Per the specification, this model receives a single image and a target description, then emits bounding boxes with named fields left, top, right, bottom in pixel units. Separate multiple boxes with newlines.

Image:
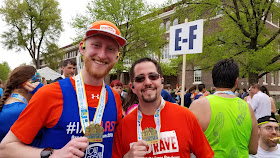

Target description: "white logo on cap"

left=100, top=25, right=116, bottom=34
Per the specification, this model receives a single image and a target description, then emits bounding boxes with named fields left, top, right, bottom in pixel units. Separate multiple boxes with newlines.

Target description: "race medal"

left=75, top=72, right=106, bottom=142
left=85, top=124, right=104, bottom=143
left=142, top=127, right=159, bottom=145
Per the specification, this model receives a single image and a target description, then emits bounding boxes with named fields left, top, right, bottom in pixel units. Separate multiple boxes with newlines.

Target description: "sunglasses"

left=133, top=73, right=160, bottom=83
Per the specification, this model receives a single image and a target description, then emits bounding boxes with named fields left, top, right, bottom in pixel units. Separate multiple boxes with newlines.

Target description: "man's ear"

left=129, top=82, right=135, bottom=92
left=79, top=41, right=85, bottom=55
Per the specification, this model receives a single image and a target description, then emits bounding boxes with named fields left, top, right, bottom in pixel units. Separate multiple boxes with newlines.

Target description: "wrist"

left=40, top=147, right=53, bottom=158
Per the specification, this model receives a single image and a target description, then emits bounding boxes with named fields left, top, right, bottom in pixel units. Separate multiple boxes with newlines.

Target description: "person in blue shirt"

left=0, top=65, right=43, bottom=142
left=194, top=84, right=206, bottom=100
left=0, top=79, right=3, bottom=98
left=161, top=89, right=176, bottom=103
left=184, top=85, right=197, bottom=108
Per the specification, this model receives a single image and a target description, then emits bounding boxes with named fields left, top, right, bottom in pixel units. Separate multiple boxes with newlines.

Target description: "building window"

left=194, top=66, right=202, bottom=84
left=159, top=23, right=164, bottom=30
left=173, top=18, right=178, bottom=25
left=271, top=73, right=275, bottom=85
left=166, top=20, right=171, bottom=31
left=278, top=71, right=280, bottom=86
left=166, top=76, right=171, bottom=84
left=263, top=74, right=267, bottom=85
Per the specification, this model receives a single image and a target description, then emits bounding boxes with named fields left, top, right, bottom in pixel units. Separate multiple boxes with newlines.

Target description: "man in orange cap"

left=0, top=20, right=126, bottom=158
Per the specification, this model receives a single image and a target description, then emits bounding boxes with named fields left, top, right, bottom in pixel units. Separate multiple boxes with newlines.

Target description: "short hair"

left=129, top=58, right=162, bottom=82
left=198, top=84, right=205, bottom=92
left=250, top=83, right=261, bottom=90
left=212, top=59, right=239, bottom=88
left=62, top=59, right=76, bottom=67
left=188, top=85, right=197, bottom=92
left=110, top=79, right=123, bottom=87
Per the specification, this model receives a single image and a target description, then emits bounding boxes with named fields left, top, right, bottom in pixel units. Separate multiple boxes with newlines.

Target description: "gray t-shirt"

left=249, top=144, right=280, bottom=158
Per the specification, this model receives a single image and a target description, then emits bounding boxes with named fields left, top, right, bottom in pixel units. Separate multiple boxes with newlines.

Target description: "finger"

left=68, top=147, right=85, bottom=158
left=133, top=150, right=147, bottom=157
left=136, top=140, right=148, bottom=146
left=71, top=137, right=89, bottom=152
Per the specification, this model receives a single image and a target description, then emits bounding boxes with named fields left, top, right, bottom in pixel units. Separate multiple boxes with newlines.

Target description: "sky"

left=0, top=0, right=167, bottom=70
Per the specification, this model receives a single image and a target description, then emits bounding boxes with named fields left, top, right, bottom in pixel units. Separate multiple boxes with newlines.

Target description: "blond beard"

left=84, top=56, right=115, bottom=78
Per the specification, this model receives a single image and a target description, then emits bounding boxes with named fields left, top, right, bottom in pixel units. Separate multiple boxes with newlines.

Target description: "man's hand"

left=124, top=140, right=148, bottom=158
left=50, top=137, right=89, bottom=158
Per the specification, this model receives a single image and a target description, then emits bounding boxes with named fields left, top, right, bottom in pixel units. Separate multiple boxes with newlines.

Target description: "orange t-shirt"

left=11, top=78, right=122, bottom=144
left=112, top=102, right=214, bottom=158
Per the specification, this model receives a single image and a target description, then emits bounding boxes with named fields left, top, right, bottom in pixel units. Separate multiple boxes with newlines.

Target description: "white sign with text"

left=169, top=19, right=203, bottom=55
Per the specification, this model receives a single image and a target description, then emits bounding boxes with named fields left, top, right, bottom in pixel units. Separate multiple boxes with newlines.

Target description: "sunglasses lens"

left=134, top=75, right=145, bottom=83
left=148, top=73, right=160, bottom=80
left=134, top=73, right=160, bottom=83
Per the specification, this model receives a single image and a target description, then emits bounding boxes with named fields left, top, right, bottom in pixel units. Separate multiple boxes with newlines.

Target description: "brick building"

left=39, top=4, right=280, bottom=100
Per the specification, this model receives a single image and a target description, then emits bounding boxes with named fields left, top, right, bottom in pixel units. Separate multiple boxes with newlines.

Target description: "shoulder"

left=164, top=102, right=195, bottom=117
left=30, top=82, right=62, bottom=103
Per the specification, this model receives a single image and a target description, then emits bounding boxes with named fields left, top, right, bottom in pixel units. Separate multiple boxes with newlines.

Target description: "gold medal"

left=142, top=127, right=159, bottom=144
left=85, top=124, right=104, bottom=142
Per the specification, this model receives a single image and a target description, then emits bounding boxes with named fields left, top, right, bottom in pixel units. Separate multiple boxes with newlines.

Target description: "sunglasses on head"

left=133, top=73, right=160, bottom=83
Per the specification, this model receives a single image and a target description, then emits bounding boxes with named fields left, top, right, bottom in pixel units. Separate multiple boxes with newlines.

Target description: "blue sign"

left=169, top=19, right=203, bottom=55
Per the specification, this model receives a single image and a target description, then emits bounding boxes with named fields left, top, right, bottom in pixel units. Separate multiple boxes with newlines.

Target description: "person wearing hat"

left=250, top=116, right=280, bottom=158
left=0, top=20, right=126, bottom=158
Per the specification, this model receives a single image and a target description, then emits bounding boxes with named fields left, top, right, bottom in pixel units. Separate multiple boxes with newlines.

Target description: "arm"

left=270, top=97, right=276, bottom=114
left=247, top=104, right=258, bottom=155
left=189, top=112, right=214, bottom=158
left=0, top=131, right=89, bottom=158
left=189, top=97, right=211, bottom=132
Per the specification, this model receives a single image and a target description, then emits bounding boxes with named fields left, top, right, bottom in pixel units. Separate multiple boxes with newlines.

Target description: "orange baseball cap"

left=84, top=20, right=127, bottom=47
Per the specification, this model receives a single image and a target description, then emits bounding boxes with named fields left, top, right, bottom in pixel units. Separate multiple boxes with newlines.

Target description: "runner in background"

left=0, top=65, right=43, bottom=142
left=190, top=59, right=258, bottom=157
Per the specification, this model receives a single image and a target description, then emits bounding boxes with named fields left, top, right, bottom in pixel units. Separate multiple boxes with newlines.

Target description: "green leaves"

left=0, top=0, right=63, bottom=68
left=173, top=0, right=280, bottom=84
left=0, top=62, right=11, bottom=82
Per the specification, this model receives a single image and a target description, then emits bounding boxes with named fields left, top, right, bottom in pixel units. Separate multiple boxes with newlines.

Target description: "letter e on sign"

left=169, top=19, right=203, bottom=55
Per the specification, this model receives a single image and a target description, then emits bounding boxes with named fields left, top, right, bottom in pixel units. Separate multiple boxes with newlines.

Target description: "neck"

left=11, top=89, right=32, bottom=102
left=81, top=68, right=104, bottom=86
left=215, top=88, right=234, bottom=92
left=259, top=140, right=278, bottom=152
left=138, top=98, right=162, bottom=115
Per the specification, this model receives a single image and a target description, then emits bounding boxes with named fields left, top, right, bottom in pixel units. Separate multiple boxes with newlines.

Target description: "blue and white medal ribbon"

left=75, top=72, right=106, bottom=134
left=214, top=90, right=235, bottom=96
left=10, top=93, right=28, bottom=104
left=137, top=97, right=165, bottom=141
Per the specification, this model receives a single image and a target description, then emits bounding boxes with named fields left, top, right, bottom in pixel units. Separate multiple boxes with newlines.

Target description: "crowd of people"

left=0, top=20, right=279, bottom=158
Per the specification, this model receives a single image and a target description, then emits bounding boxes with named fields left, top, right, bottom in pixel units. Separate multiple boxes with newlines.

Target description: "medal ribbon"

left=75, top=72, right=106, bottom=134
left=137, top=97, right=165, bottom=141
left=214, top=90, right=235, bottom=96
left=10, top=93, right=28, bottom=104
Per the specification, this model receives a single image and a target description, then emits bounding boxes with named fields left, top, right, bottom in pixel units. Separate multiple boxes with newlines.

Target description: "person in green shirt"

left=190, top=59, right=258, bottom=157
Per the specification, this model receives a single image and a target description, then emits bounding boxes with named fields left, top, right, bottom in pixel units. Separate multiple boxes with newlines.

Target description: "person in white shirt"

left=249, top=83, right=271, bottom=120
left=250, top=116, right=280, bottom=158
